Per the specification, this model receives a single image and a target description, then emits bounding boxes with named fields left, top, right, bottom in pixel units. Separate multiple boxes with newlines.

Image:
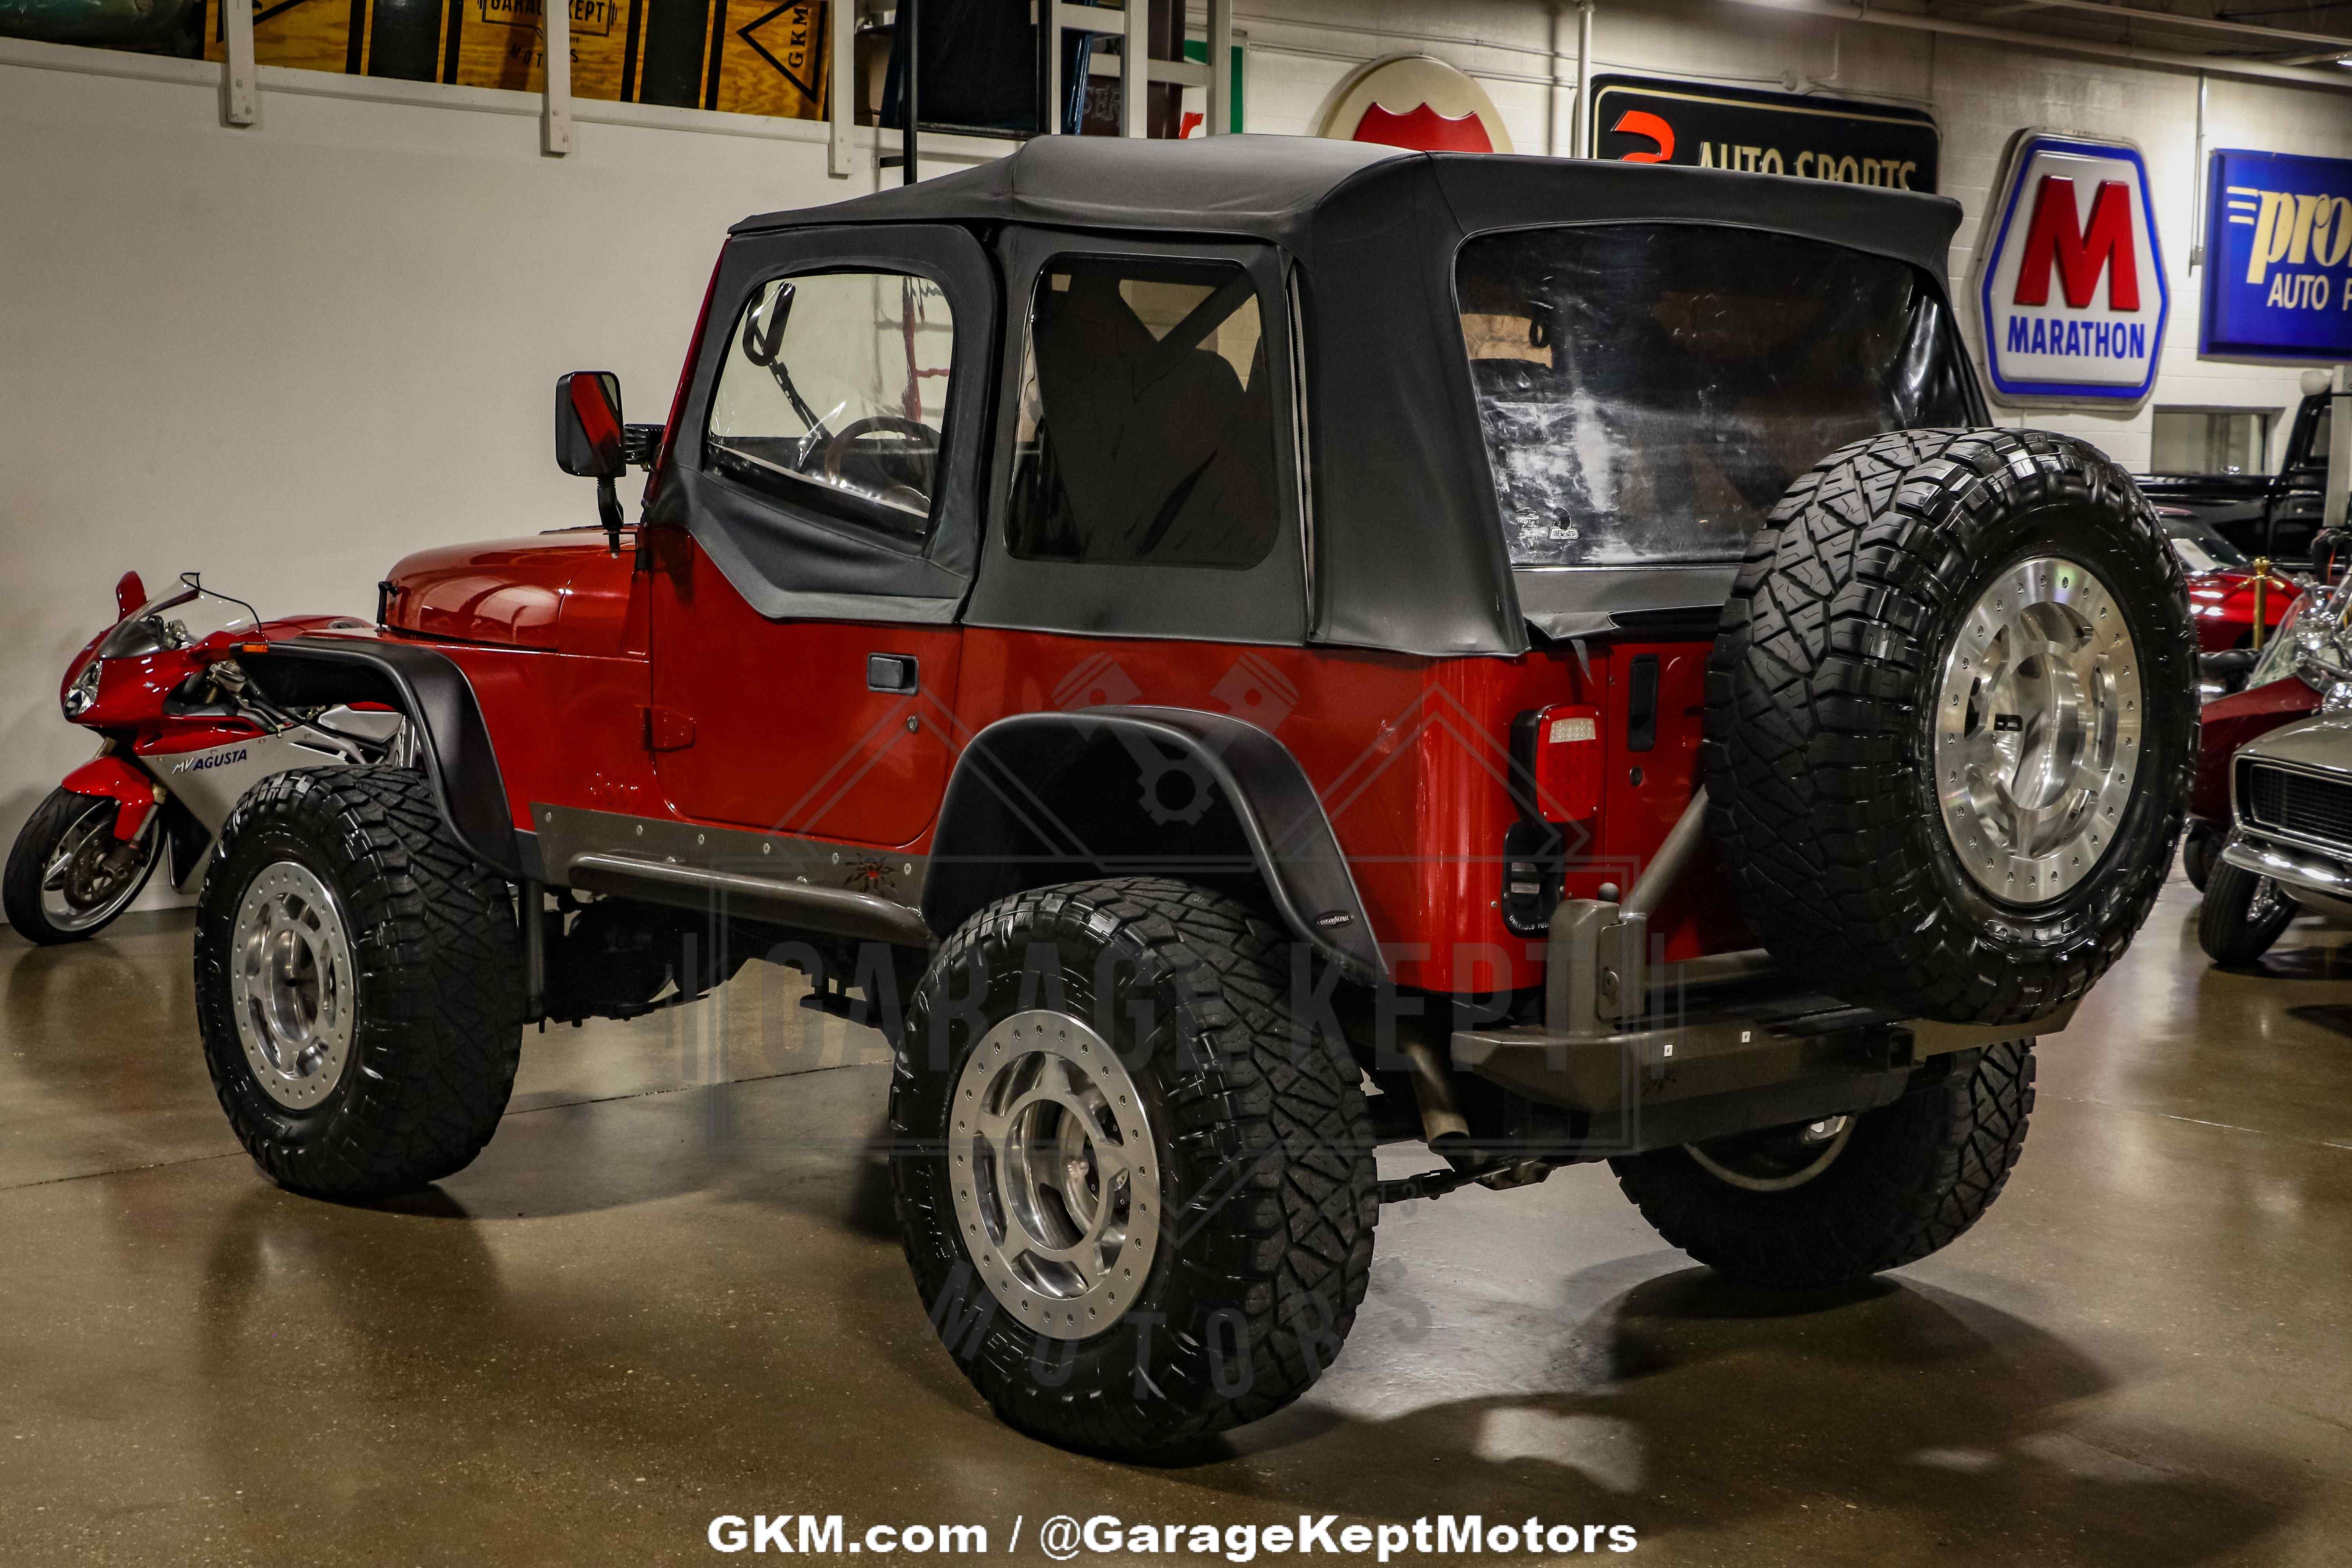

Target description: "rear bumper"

left=1454, top=985, right=2068, bottom=1156
left=1450, top=872, right=2078, bottom=1158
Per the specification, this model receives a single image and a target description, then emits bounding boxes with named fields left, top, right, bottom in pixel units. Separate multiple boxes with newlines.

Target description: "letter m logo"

left=2013, top=175, right=2141, bottom=311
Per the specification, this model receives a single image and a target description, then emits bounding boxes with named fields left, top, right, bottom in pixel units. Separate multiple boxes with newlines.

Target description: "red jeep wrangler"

left=193, top=136, right=2195, bottom=1456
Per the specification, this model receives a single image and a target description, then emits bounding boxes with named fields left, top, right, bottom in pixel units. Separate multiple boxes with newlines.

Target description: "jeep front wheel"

left=1611, top=1042, right=2036, bottom=1291
left=194, top=767, right=524, bottom=1200
left=889, top=878, right=1376, bottom=1455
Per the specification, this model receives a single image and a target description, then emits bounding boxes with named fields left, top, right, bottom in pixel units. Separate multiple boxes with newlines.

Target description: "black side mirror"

left=555, top=372, right=628, bottom=554
left=556, top=371, right=626, bottom=478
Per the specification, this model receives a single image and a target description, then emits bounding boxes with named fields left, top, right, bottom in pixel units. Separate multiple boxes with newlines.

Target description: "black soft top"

left=734, top=136, right=1960, bottom=278
left=719, top=138, right=1968, bottom=657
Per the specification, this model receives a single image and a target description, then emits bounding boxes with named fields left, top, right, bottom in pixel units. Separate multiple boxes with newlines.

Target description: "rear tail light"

left=1523, top=703, right=1603, bottom=822
left=1503, top=703, right=1606, bottom=935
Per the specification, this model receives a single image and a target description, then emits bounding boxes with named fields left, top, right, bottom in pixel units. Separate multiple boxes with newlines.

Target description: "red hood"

left=380, top=530, right=641, bottom=656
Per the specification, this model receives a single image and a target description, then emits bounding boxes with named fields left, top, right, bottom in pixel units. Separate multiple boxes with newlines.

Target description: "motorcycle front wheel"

left=3, top=788, right=164, bottom=944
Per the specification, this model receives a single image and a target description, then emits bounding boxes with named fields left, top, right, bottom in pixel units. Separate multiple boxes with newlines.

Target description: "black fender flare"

left=241, top=638, right=523, bottom=882
left=922, top=705, right=1385, bottom=983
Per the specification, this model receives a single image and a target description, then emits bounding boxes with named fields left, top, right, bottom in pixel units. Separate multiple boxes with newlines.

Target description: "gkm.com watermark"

left=708, top=1512, right=1638, bottom=1561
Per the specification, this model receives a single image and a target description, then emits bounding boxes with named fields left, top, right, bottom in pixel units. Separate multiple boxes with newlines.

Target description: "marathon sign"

left=2200, top=148, right=2352, bottom=363
left=1589, top=75, right=1940, bottom=192
left=1975, top=130, right=2169, bottom=408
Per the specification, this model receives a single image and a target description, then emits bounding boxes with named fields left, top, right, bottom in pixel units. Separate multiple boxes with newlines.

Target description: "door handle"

left=867, top=653, right=919, bottom=694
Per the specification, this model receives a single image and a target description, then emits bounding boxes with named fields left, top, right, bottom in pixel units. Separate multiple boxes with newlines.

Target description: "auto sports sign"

left=2201, top=148, right=2352, bottom=363
left=1975, top=130, right=2169, bottom=408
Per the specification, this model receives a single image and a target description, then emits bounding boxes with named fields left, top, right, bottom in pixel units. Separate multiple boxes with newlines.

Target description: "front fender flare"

left=241, top=638, right=522, bottom=881
left=923, top=706, right=1385, bottom=983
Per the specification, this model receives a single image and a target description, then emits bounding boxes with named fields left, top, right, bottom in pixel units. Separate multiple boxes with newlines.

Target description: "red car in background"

left=2164, top=512, right=2302, bottom=653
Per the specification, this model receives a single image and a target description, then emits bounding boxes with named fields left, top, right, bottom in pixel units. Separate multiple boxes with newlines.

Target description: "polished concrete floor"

left=2, top=872, right=2347, bottom=1566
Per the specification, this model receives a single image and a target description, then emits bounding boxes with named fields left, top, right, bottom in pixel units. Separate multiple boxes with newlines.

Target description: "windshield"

left=96, top=581, right=256, bottom=659
left=1457, top=224, right=1975, bottom=569
left=2165, top=521, right=2249, bottom=573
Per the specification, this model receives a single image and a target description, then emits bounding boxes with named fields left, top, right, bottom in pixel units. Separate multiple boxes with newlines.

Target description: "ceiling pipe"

left=1715, top=0, right=2352, bottom=94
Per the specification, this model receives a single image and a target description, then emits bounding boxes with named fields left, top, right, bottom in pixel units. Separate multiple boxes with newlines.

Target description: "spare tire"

left=1706, top=428, right=2197, bottom=1025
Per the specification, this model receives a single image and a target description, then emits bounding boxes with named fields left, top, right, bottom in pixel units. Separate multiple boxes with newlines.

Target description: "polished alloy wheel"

left=229, top=861, right=356, bottom=1111
left=947, top=1009, right=1158, bottom=1340
left=1934, top=555, right=2141, bottom=906
left=40, top=798, right=160, bottom=934
left=1687, top=1114, right=1853, bottom=1193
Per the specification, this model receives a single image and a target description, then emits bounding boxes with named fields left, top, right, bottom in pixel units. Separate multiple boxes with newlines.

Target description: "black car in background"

left=2136, top=388, right=2337, bottom=566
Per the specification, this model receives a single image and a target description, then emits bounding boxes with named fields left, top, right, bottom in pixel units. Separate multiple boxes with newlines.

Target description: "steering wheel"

left=821, top=416, right=940, bottom=512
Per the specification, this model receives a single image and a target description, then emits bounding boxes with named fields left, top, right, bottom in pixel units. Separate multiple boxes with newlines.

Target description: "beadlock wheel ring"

left=229, top=860, right=356, bottom=1111
left=1934, top=555, right=2142, bottom=907
left=947, top=1010, right=1159, bottom=1341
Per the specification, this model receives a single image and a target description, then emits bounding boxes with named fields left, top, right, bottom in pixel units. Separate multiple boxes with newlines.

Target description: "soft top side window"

left=1006, top=255, right=1282, bottom=569
left=705, top=270, right=956, bottom=535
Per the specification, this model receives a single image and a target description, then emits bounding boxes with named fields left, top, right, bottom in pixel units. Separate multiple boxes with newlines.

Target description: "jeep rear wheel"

left=194, top=768, right=523, bottom=1200
left=1707, top=429, right=2198, bottom=1025
left=1611, top=1042, right=2036, bottom=1291
left=889, top=878, right=1376, bottom=1456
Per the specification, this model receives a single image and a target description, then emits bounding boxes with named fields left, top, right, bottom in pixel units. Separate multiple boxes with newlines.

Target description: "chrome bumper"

left=2221, top=828, right=2352, bottom=919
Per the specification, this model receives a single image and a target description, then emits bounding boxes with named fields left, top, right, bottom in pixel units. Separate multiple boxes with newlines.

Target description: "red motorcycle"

left=2, top=572, right=405, bottom=943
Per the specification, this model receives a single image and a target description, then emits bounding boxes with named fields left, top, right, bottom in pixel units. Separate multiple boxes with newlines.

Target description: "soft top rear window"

left=1457, top=223, right=1974, bottom=570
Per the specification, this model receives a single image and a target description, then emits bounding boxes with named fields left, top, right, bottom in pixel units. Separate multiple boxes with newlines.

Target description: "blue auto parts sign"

left=2201, top=149, right=2352, bottom=363
left=1975, top=129, right=2169, bottom=408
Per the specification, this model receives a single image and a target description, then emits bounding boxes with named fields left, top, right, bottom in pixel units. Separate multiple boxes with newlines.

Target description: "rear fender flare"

left=923, top=706, right=1384, bottom=982
left=240, top=639, right=522, bottom=881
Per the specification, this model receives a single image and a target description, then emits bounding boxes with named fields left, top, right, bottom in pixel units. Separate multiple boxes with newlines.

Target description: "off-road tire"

left=1707, top=428, right=2198, bottom=1025
left=2182, top=826, right=2218, bottom=892
left=4, top=786, right=163, bottom=944
left=1611, top=1042, right=2036, bottom=1291
left=194, top=767, right=523, bottom=1199
left=890, top=878, right=1377, bottom=1456
left=2198, top=860, right=2296, bottom=966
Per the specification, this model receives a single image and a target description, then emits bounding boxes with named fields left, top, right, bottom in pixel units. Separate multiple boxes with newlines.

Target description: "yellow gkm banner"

left=200, top=0, right=828, bottom=119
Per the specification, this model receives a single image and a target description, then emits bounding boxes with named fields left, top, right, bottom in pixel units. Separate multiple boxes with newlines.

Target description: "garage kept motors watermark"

left=2200, top=147, right=2352, bottom=363
left=1973, top=128, right=2170, bottom=409
left=705, top=1511, right=1639, bottom=1559
left=1588, top=74, right=1939, bottom=191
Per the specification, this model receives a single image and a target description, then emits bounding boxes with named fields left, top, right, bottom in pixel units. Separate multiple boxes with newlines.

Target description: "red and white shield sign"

left=1313, top=54, right=1514, bottom=155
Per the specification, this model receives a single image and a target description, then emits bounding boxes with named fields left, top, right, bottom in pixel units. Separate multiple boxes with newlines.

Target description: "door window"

left=1005, top=255, right=1282, bottom=568
left=705, top=270, right=956, bottom=531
